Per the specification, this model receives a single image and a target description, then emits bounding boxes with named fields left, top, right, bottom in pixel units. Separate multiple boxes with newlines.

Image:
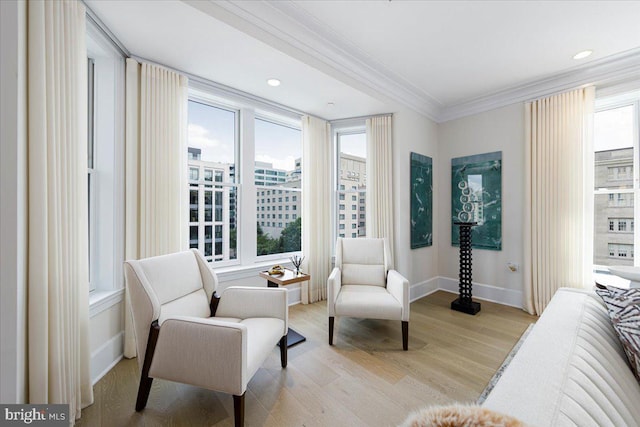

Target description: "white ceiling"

left=86, top=0, right=640, bottom=122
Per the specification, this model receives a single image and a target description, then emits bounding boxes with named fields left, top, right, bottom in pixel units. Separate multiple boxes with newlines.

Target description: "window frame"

left=334, top=128, right=367, bottom=245
left=594, top=94, right=640, bottom=271
left=187, top=95, right=241, bottom=268
left=86, top=18, right=126, bottom=313
left=253, top=115, right=302, bottom=261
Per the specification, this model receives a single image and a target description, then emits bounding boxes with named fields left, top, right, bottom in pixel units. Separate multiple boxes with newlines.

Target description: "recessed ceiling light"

left=573, top=50, right=593, bottom=60
left=267, top=78, right=281, bottom=87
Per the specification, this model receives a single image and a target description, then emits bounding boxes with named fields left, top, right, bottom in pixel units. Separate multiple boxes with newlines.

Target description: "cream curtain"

left=366, top=115, right=395, bottom=267
left=27, top=0, right=93, bottom=419
left=123, top=58, right=189, bottom=358
left=301, top=116, right=332, bottom=303
left=524, top=87, right=595, bottom=315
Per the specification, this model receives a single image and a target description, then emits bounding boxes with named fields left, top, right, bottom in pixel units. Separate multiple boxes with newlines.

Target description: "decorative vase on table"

left=290, top=255, right=304, bottom=275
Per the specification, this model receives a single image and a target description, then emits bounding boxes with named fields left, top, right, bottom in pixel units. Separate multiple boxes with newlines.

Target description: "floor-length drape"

left=366, top=115, right=395, bottom=267
left=524, top=87, right=595, bottom=315
left=123, top=58, right=188, bottom=358
left=27, top=0, right=93, bottom=419
left=301, top=116, right=332, bottom=303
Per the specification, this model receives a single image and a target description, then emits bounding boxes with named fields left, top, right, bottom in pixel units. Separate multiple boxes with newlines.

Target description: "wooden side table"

left=259, top=268, right=310, bottom=347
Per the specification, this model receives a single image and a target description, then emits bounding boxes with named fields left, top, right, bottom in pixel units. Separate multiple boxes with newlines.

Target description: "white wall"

left=90, top=303, right=124, bottom=384
left=392, top=107, right=440, bottom=299
left=437, top=103, right=526, bottom=307
left=0, top=0, right=27, bottom=404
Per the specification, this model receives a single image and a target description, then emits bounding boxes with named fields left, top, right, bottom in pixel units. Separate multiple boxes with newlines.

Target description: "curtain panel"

left=366, top=115, right=396, bottom=267
left=524, top=87, right=595, bottom=315
left=301, top=115, right=332, bottom=303
left=27, top=0, right=93, bottom=419
left=123, top=58, right=188, bottom=357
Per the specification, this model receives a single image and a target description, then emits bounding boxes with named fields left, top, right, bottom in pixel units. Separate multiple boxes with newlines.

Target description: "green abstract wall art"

left=410, top=152, right=432, bottom=249
left=451, top=151, right=502, bottom=250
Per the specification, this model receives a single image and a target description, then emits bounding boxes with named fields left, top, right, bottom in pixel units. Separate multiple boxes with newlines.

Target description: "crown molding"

left=439, top=48, right=640, bottom=122
left=184, top=0, right=443, bottom=121
left=185, top=1, right=640, bottom=124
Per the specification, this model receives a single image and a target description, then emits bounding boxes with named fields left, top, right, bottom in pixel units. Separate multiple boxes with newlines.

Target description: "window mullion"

left=239, top=108, right=257, bottom=264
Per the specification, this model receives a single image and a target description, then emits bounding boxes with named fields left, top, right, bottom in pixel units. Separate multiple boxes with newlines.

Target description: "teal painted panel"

left=451, top=151, right=502, bottom=250
left=410, top=152, right=433, bottom=249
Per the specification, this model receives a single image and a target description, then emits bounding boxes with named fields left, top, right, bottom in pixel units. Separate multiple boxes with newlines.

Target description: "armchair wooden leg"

left=280, top=335, right=287, bottom=368
left=233, top=393, right=245, bottom=427
left=136, top=320, right=160, bottom=411
left=329, top=316, right=335, bottom=345
left=135, top=376, right=153, bottom=411
left=402, top=321, right=409, bottom=351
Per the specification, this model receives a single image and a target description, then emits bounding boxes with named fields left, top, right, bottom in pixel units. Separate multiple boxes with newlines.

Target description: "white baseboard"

left=410, top=277, right=439, bottom=302
left=437, top=277, right=524, bottom=309
left=91, top=331, right=124, bottom=385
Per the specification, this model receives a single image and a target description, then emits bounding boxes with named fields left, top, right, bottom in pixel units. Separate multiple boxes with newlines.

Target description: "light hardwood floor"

left=77, top=291, right=536, bottom=427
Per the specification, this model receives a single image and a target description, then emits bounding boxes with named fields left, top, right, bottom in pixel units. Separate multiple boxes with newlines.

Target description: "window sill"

left=89, top=288, right=125, bottom=318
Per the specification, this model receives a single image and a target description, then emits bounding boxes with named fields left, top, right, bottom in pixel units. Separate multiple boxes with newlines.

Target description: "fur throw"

left=400, top=404, right=525, bottom=427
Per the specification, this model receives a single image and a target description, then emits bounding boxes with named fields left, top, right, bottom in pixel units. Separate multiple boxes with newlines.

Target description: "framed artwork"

left=410, top=152, right=433, bottom=249
left=451, top=151, right=502, bottom=250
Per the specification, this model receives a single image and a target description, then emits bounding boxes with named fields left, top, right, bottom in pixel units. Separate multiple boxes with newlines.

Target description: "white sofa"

left=482, top=288, right=640, bottom=426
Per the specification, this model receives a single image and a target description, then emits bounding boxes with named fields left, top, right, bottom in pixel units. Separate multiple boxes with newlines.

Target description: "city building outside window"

left=336, top=131, right=367, bottom=240
left=593, top=98, right=639, bottom=272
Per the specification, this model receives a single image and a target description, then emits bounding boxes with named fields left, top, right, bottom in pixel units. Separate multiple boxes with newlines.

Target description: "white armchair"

left=124, top=249, right=288, bottom=427
left=328, top=238, right=410, bottom=350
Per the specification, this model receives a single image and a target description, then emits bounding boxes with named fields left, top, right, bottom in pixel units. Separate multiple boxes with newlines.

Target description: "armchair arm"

left=216, top=286, right=288, bottom=332
left=150, top=316, right=248, bottom=396
left=387, top=270, right=410, bottom=322
left=327, top=267, right=341, bottom=317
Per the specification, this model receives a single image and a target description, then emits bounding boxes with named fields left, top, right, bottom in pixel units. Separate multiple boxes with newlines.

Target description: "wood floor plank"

left=76, top=291, right=536, bottom=426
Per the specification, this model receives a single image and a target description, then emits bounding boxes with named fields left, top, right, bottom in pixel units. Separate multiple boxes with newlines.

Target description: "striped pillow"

left=595, top=285, right=640, bottom=383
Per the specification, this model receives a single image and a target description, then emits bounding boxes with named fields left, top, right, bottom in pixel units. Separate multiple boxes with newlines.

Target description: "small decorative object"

left=410, top=152, right=433, bottom=249
left=400, top=404, right=525, bottom=427
left=268, top=265, right=284, bottom=275
left=451, top=221, right=481, bottom=315
left=457, top=180, right=475, bottom=222
left=289, top=255, right=304, bottom=275
left=451, top=151, right=502, bottom=250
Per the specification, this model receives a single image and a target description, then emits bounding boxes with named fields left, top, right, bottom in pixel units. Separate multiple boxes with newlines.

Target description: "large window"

left=336, top=131, right=367, bottom=239
left=87, top=57, right=96, bottom=291
left=254, top=118, right=301, bottom=256
left=86, top=22, right=125, bottom=296
left=593, top=98, right=639, bottom=271
left=187, top=95, right=303, bottom=265
left=187, top=100, right=238, bottom=263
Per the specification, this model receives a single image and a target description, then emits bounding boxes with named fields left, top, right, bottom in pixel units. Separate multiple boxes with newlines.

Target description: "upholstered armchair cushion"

left=336, top=237, right=390, bottom=287
left=335, top=285, right=403, bottom=320
left=328, top=238, right=410, bottom=350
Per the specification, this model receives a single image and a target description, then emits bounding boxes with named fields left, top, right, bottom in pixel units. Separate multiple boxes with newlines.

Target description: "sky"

left=255, top=118, right=300, bottom=171
left=340, top=133, right=366, bottom=158
left=188, top=100, right=301, bottom=171
left=594, top=105, right=634, bottom=152
left=190, top=99, right=631, bottom=170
